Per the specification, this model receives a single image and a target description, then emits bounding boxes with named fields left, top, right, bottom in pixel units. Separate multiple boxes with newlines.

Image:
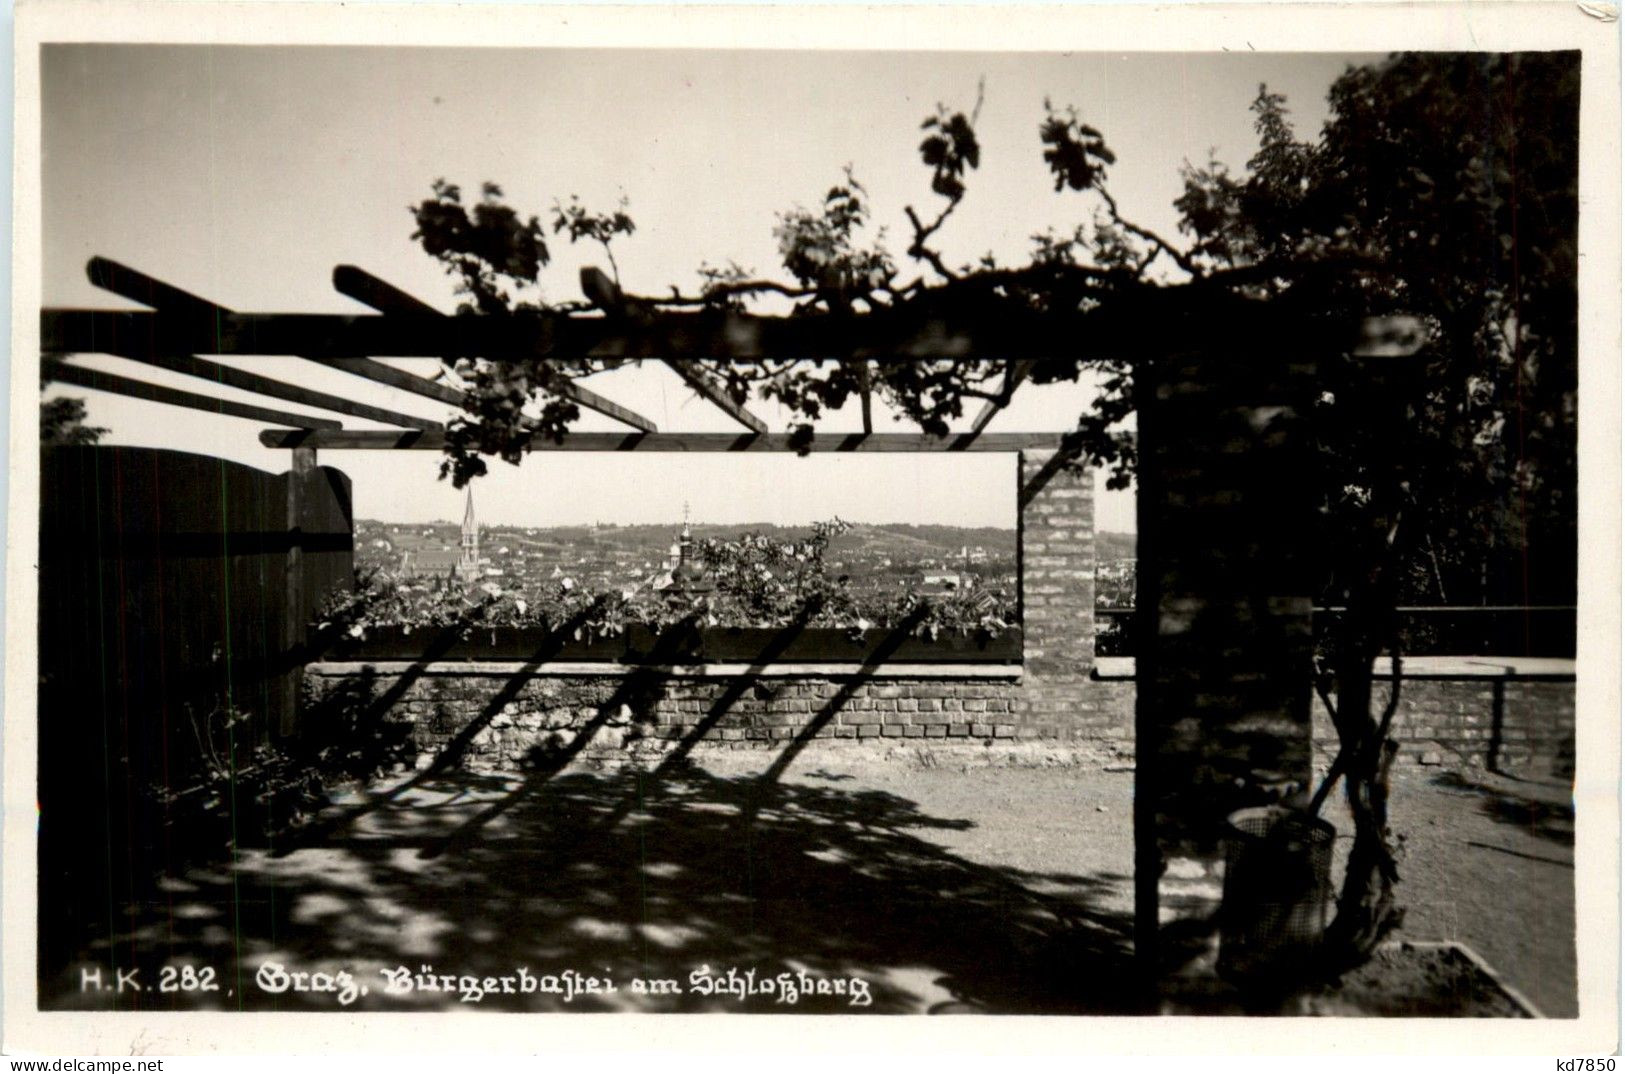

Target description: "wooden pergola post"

left=281, top=444, right=317, bottom=737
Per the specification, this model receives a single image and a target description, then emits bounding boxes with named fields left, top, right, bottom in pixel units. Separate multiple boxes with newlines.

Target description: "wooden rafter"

left=968, top=359, right=1038, bottom=436
left=662, top=358, right=769, bottom=434
left=258, top=429, right=1057, bottom=452
left=48, top=361, right=341, bottom=430
left=84, top=258, right=441, bottom=430
left=577, top=267, right=766, bottom=434
left=118, top=352, right=443, bottom=432
left=87, top=255, right=222, bottom=319
left=333, top=264, right=659, bottom=434
left=301, top=355, right=464, bottom=406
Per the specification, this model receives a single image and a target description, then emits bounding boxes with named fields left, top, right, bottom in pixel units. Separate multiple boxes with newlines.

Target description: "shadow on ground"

left=44, top=762, right=1140, bottom=1014
left=1431, top=770, right=1574, bottom=846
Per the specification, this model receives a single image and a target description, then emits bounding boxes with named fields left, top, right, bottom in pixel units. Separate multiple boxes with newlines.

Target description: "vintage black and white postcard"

left=5, top=0, right=1620, bottom=1058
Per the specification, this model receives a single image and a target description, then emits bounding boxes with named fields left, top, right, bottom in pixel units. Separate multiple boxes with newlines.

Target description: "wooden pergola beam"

left=257, top=429, right=1057, bottom=452
left=43, top=302, right=1423, bottom=367
left=56, top=257, right=1427, bottom=368
left=40, top=305, right=1123, bottom=364
left=576, top=266, right=766, bottom=434
left=300, top=355, right=465, bottom=406
left=663, top=358, right=769, bottom=434
left=86, top=257, right=466, bottom=421
left=86, top=255, right=224, bottom=319
left=332, top=264, right=659, bottom=434
left=48, top=361, right=341, bottom=430
left=119, top=352, right=443, bottom=432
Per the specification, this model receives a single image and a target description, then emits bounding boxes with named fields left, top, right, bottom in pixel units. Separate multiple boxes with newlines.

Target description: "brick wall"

left=1311, top=675, right=1576, bottom=779
left=1138, top=349, right=1322, bottom=861
left=1127, top=324, right=1578, bottom=977
left=1134, top=338, right=1331, bottom=974
left=301, top=669, right=1140, bottom=768
left=298, top=427, right=1575, bottom=782
left=303, top=448, right=1137, bottom=766
left=302, top=659, right=1572, bottom=776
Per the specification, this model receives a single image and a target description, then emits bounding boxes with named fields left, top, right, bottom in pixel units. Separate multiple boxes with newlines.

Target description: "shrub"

left=317, top=519, right=1016, bottom=641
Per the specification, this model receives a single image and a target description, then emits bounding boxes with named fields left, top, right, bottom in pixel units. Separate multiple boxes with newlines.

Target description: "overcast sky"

left=41, top=46, right=1371, bottom=530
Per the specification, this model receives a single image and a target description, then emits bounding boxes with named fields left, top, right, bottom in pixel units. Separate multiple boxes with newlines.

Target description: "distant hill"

left=833, top=523, right=1015, bottom=560
left=354, top=517, right=1126, bottom=602
left=1097, top=531, right=1136, bottom=561
left=357, top=520, right=1123, bottom=557
left=359, top=519, right=1017, bottom=561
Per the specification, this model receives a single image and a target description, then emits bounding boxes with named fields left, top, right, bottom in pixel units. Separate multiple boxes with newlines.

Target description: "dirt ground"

left=45, top=746, right=1575, bottom=1017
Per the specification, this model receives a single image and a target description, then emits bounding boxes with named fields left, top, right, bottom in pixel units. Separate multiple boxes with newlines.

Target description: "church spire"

left=457, top=486, right=479, bottom=581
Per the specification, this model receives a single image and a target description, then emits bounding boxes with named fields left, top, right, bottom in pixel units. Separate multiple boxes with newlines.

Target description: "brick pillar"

left=1016, top=449, right=1095, bottom=736
left=1135, top=346, right=1321, bottom=978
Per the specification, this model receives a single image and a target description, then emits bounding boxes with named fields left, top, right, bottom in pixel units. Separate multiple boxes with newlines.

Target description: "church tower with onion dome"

left=664, top=502, right=714, bottom=604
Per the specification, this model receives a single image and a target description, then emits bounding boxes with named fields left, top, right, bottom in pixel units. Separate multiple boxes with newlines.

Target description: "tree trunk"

left=1318, top=558, right=1405, bottom=973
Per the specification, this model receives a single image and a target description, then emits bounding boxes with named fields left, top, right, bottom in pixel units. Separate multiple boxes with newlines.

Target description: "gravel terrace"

left=46, top=747, right=1575, bottom=1016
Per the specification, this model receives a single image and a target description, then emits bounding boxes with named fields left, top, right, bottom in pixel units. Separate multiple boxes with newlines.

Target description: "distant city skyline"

left=346, top=452, right=1023, bottom=530
left=363, top=513, right=1023, bottom=532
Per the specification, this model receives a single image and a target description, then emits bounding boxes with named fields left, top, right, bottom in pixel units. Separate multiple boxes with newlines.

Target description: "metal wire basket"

left=1216, top=805, right=1336, bottom=985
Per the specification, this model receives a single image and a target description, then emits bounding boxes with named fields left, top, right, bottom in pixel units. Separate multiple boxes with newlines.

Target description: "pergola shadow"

left=43, top=763, right=1140, bottom=1014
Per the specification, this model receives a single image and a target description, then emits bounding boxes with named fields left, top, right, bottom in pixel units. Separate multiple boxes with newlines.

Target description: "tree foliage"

left=404, top=52, right=1579, bottom=978
left=41, top=396, right=106, bottom=447
left=404, top=59, right=1576, bottom=592
left=1178, top=55, right=1577, bottom=610
left=1169, top=53, right=1578, bottom=965
left=41, top=358, right=108, bottom=447
left=410, top=181, right=630, bottom=485
left=410, top=180, right=550, bottom=315
left=552, top=194, right=635, bottom=285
